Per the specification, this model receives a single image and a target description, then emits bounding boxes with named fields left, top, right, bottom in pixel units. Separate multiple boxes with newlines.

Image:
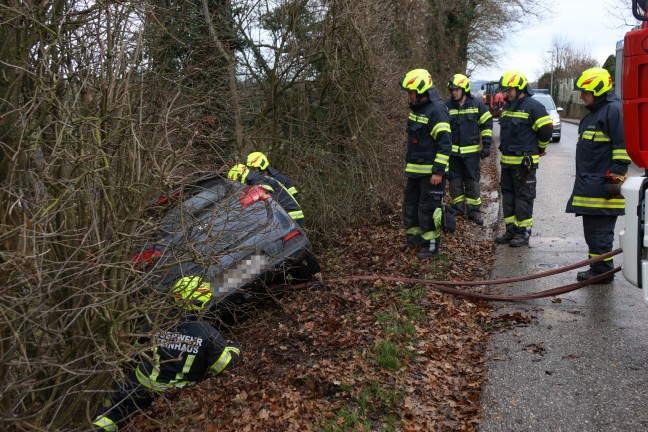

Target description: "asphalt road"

left=478, top=119, right=648, bottom=432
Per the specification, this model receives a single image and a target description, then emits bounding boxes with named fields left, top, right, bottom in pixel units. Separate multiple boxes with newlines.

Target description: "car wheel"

left=552, top=135, right=561, bottom=143
left=289, top=250, right=321, bottom=283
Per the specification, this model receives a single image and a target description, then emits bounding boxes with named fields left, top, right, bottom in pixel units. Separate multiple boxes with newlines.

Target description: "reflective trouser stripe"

left=406, top=227, right=423, bottom=235
left=93, top=416, right=118, bottom=432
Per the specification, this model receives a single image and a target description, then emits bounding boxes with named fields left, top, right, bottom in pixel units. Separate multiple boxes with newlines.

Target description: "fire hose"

left=274, top=248, right=623, bottom=302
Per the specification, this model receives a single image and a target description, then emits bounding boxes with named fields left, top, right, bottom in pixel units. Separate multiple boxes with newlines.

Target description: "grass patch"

left=375, top=339, right=413, bottom=371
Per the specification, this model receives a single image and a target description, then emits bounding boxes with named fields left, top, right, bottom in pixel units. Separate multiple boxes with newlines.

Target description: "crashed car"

left=132, top=172, right=320, bottom=314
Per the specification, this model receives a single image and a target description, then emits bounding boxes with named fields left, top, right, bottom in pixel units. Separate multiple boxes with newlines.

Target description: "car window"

left=534, top=95, right=556, bottom=111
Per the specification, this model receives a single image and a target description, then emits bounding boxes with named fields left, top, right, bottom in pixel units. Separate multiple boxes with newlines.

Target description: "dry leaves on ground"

left=128, top=158, right=504, bottom=431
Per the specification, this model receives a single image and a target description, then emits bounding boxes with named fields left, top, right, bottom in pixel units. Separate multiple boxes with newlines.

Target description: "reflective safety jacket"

left=445, top=96, right=493, bottom=157
left=405, top=96, right=452, bottom=178
left=566, top=91, right=631, bottom=216
left=499, top=95, right=553, bottom=167
left=267, top=166, right=301, bottom=205
left=135, top=319, right=240, bottom=391
left=247, top=171, right=304, bottom=223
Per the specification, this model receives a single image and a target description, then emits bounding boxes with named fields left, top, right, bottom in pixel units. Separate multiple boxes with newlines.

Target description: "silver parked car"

left=533, top=91, right=563, bottom=142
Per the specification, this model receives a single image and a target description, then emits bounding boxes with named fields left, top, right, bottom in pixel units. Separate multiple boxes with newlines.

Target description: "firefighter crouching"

left=496, top=70, right=553, bottom=247
left=228, top=163, right=305, bottom=227
left=400, top=69, right=452, bottom=259
left=92, top=277, right=241, bottom=431
left=246, top=151, right=301, bottom=205
left=445, top=73, right=493, bottom=225
left=565, top=68, right=631, bottom=283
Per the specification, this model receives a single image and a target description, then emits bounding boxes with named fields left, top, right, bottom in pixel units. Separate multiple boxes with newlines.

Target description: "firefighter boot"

left=416, top=239, right=440, bottom=259
left=495, top=225, right=515, bottom=244
left=399, top=234, right=421, bottom=251
left=576, top=269, right=615, bottom=284
left=509, top=229, right=530, bottom=248
left=468, top=211, right=484, bottom=225
left=451, top=203, right=466, bottom=217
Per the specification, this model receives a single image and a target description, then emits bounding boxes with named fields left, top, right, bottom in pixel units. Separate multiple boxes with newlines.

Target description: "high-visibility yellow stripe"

left=210, top=346, right=240, bottom=375
left=533, top=115, right=552, bottom=130
left=409, top=113, right=429, bottom=124
left=580, top=131, right=611, bottom=142
left=431, top=122, right=451, bottom=139
left=421, top=230, right=440, bottom=240
left=589, top=252, right=613, bottom=262
left=502, top=111, right=529, bottom=119
left=466, top=197, right=482, bottom=206
left=480, top=111, right=493, bottom=124
left=451, top=195, right=466, bottom=205
left=93, top=416, right=118, bottom=432
left=406, top=227, right=423, bottom=235
left=517, top=218, right=533, bottom=228
left=482, top=129, right=493, bottom=137
left=500, top=154, right=540, bottom=165
left=406, top=163, right=433, bottom=174
left=452, top=145, right=480, bottom=154
left=613, top=149, right=631, bottom=161
left=288, top=210, right=304, bottom=220
left=571, top=196, right=625, bottom=209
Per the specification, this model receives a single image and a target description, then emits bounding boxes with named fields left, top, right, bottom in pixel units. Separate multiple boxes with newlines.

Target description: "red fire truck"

left=618, top=0, right=648, bottom=299
left=481, top=81, right=506, bottom=117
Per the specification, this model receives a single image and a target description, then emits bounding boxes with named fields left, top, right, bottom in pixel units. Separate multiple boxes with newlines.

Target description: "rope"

left=272, top=248, right=624, bottom=302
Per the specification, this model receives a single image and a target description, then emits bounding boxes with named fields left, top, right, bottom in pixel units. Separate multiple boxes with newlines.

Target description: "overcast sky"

left=472, top=0, right=636, bottom=82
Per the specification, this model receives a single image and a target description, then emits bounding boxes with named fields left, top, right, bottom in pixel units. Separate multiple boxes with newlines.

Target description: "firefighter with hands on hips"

left=566, top=68, right=631, bottom=283
left=400, top=69, right=452, bottom=259
left=92, top=277, right=241, bottom=431
left=445, top=74, right=493, bottom=225
left=496, top=70, right=553, bottom=247
left=228, top=163, right=305, bottom=227
left=246, top=151, right=301, bottom=205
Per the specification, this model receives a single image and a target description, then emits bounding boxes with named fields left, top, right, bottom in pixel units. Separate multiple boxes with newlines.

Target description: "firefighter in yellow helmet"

left=445, top=73, right=493, bottom=225
left=496, top=70, right=553, bottom=247
left=92, top=277, right=241, bottom=431
left=400, top=69, right=452, bottom=259
left=228, top=163, right=305, bottom=227
left=565, top=67, right=630, bottom=283
left=246, top=151, right=301, bottom=205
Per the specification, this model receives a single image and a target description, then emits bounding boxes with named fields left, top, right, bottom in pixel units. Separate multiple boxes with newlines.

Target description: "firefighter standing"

left=445, top=74, right=493, bottom=225
left=228, top=163, right=305, bottom=227
left=92, top=277, right=241, bottom=431
left=400, top=69, right=452, bottom=259
left=566, top=68, right=631, bottom=283
left=496, top=70, right=553, bottom=247
left=246, top=151, right=301, bottom=205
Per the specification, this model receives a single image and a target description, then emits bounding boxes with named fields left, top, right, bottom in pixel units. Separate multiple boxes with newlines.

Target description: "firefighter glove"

left=603, top=172, right=624, bottom=200
left=480, top=147, right=491, bottom=159
left=603, top=182, right=622, bottom=199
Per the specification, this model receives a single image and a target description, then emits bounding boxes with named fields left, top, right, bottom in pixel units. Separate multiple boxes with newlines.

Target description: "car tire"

left=290, top=250, right=321, bottom=282
left=552, top=135, right=561, bottom=143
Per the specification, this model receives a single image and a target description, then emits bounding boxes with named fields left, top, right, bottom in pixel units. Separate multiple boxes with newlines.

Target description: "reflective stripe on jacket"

left=566, top=91, right=630, bottom=216
left=445, top=96, right=493, bottom=157
left=247, top=171, right=304, bottom=222
left=405, top=98, right=452, bottom=178
left=499, top=95, right=553, bottom=166
left=135, top=320, right=239, bottom=391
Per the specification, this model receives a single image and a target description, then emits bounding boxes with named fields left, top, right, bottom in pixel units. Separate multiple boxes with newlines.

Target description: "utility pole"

left=547, top=50, right=554, bottom=98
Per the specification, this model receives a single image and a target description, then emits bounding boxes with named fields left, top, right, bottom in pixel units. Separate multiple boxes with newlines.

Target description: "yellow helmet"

left=246, top=152, right=269, bottom=170
left=499, top=70, right=529, bottom=92
left=401, top=69, right=435, bottom=94
left=172, top=276, right=213, bottom=310
left=227, top=164, right=250, bottom=183
left=447, top=74, right=470, bottom=93
left=575, top=67, right=612, bottom=96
